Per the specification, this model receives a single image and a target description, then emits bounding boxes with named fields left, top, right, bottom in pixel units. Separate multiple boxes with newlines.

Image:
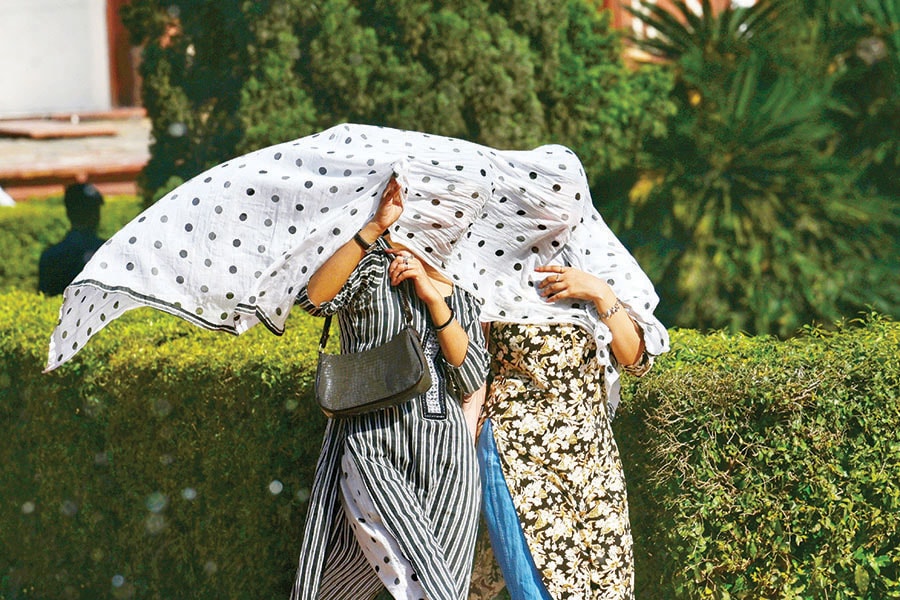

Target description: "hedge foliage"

left=619, top=314, right=900, bottom=599
left=1, top=288, right=897, bottom=599
left=1, top=290, right=325, bottom=599
left=0, top=196, right=144, bottom=294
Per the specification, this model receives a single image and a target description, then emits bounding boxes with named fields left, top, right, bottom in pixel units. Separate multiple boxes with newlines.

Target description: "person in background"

left=38, top=183, right=105, bottom=296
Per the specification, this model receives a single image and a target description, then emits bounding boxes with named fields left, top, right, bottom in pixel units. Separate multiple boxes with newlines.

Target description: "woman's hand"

left=536, top=264, right=645, bottom=367
left=371, top=176, right=404, bottom=233
left=307, top=176, right=403, bottom=306
left=387, top=248, right=468, bottom=367
left=535, top=265, right=616, bottom=311
left=386, top=249, right=442, bottom=304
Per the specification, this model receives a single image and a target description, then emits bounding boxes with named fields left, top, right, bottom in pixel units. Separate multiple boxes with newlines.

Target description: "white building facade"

left=0, top=0, right=135, bottom=118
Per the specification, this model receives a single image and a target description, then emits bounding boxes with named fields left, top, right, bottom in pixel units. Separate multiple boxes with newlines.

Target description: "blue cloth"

left=477, top=419, right=552, bottom=600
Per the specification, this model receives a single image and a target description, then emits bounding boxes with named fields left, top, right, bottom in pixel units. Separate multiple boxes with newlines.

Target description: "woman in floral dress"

left=469, top=206, right=669, bottom=600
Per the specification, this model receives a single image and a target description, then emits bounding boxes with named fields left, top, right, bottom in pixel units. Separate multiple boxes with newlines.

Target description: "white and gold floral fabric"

left=472, top=322, right=635, bottom=600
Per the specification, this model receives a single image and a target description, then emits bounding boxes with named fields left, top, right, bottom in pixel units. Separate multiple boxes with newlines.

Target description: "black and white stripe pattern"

left=291, top=242, right=487, bottom=600
left=339, top=452, right=429, bottom=598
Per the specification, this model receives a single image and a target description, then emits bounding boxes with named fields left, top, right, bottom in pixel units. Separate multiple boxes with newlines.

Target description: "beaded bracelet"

left=598, top=299, right=622, bottom=321
left=434, top=309, right=455, bottom=332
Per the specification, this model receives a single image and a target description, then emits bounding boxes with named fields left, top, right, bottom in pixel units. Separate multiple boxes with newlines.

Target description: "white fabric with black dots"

left=45, top=122, right=667, bottom=405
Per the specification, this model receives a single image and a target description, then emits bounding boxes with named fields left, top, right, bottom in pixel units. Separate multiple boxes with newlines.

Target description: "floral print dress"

left=470, top=322, right=640, bottom=600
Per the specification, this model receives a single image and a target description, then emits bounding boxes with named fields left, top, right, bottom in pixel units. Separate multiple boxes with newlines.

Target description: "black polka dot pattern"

left=338, top=453, right=430, bottom=597
left=46, top=124, right=668, bottom=398
left=447, top=144, right=670, bottom=416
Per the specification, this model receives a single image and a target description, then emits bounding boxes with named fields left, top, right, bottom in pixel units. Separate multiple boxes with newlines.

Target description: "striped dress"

left=291, top=240, right=489, bottom=600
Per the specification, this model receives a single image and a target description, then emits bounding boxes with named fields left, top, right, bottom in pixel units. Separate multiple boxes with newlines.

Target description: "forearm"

left=307, top=222, right=383, bottom=306
left=443, top=312, right=490, bottom=398
left=592, top=289, right=645, bottom=367
left=601, top=302, right=645, bottom=367
left=424, top=297, right=469, bottom=366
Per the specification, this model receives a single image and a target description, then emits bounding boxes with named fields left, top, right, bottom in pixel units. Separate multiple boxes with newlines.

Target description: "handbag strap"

left=318, top=248, right=416, bottom=352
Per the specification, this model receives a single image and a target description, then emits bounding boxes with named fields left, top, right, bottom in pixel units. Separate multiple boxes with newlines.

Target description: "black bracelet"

left=353, top=230, right=376, bottom=252
left=433, top=309, right=455, bottom=332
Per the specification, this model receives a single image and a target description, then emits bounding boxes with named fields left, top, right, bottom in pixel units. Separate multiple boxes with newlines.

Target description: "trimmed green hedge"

left=619, top=315, right=900, bottom=600
left=1, top=290, right=898, bottom=599
left=0, top=196, right=143, bottom=293
left=1, top=290, right=324, bottom=599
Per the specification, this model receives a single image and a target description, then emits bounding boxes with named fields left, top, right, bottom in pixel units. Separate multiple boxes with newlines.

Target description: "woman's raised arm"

left=306, top=178, right=403, bottom=306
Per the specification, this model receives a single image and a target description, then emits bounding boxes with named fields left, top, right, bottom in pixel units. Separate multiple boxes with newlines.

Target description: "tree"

left=121, top=0, right=673, bottom=204
left=622, top=0, right=899, bottom=336
left=806, top=0, right=900, bottom=198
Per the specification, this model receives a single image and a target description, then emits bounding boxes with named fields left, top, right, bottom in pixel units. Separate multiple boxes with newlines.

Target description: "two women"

left=284, top=133, right=667, bottom=598
left=42, top=120, right=666, bottom=599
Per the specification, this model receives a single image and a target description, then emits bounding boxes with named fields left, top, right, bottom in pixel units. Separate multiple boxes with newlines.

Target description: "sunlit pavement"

left=0, top=110, right=150, bottom=201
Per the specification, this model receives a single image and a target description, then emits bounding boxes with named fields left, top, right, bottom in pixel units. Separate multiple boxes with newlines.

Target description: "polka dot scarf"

left=469, top=172, right=671, bottom=414
left=45, top=124, right=586, bottom=371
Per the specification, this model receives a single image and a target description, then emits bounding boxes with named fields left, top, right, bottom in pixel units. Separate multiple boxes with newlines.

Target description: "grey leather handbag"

left=315, top=284, right=433, bottom=418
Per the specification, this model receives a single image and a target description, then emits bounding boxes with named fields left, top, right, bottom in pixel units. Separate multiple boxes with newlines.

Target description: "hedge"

left=619, top=315, right=900, bottom=599
left=1, top=290, right=324, bottom=599
left=0, top=196, right=143, bottom=294
left=1, top=290, right=898, bottom=599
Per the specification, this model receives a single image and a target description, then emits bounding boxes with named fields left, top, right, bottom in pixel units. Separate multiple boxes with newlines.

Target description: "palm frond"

left=628, top=0, right=801, bottom=61
left=627, top=0, right=697, bottom=58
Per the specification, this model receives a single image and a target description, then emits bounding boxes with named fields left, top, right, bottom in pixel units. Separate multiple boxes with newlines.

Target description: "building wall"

left=0, top=0, right=745, bottom=119
left=0, top=0, right=112, bottom=118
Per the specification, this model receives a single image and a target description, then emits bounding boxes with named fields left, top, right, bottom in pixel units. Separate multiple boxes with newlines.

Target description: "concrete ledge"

left=0, top=107, right=147, bottom=123
left=0, top=120, right=117, bottom=139
left=0, top=161, right=145, bottom=200
left=0, top=111, right=150, bottom=201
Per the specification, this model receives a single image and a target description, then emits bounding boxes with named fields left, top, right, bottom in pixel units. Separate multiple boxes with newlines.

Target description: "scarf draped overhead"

left=46, top=123, right=667, bottom=405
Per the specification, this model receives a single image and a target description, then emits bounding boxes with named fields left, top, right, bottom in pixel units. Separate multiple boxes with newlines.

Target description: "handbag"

left=314, top=283, right=433, bottom=418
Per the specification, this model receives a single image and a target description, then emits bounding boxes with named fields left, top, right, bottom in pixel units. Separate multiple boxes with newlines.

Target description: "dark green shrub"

left=617, top=315, right=900, bottom=599
left=3, top=290, right=897, bottom=598
left=1, top=290, right=324, bottom=599
left=622, top=0, right=900, bottom=336
left=0, top=196, right=143, bottom=293
left=805, top=0, right=900, bottom=199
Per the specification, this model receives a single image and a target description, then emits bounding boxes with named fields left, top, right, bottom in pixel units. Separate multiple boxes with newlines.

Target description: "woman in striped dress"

left=291, top=177, right=489, bottom=600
